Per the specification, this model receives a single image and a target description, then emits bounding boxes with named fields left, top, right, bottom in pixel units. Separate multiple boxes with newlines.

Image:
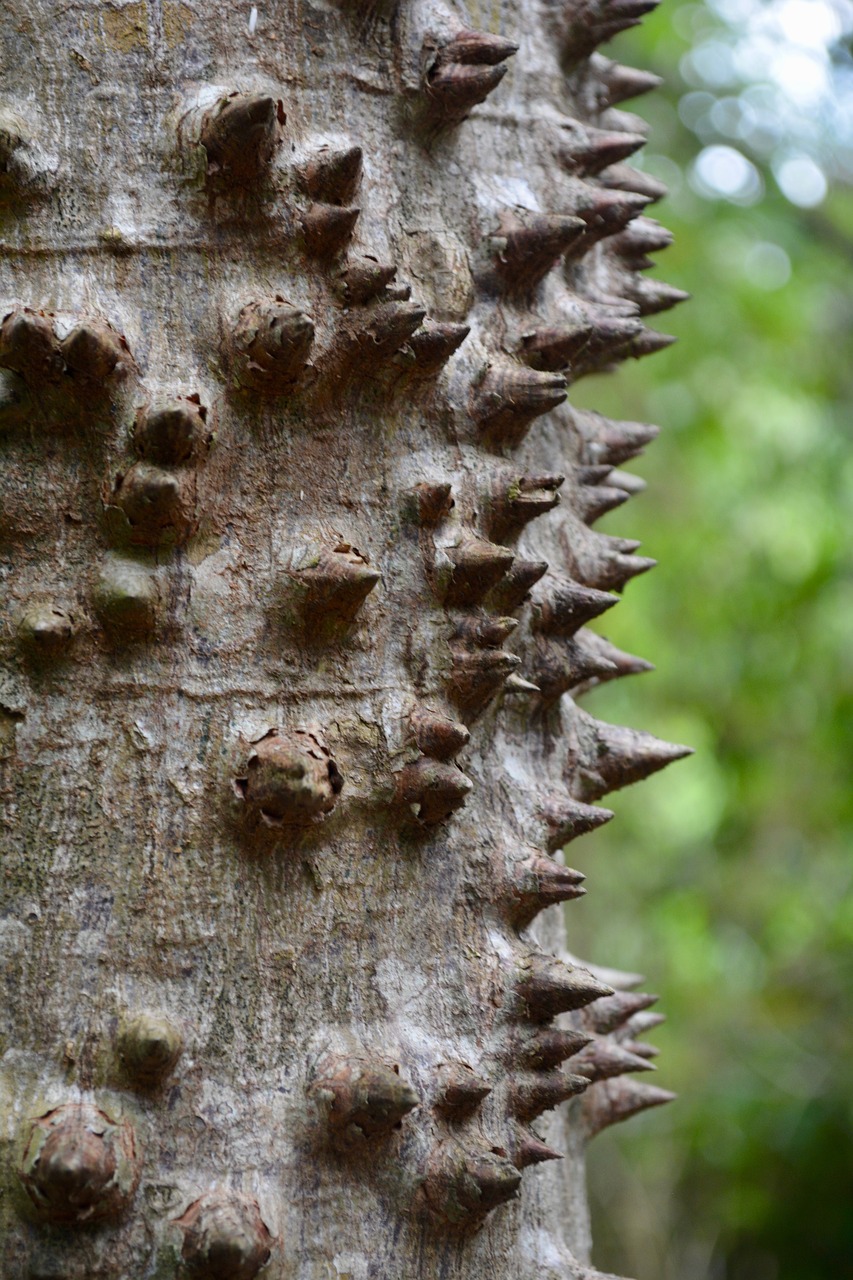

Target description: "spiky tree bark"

left=0, top=1, right=690, bottom=1277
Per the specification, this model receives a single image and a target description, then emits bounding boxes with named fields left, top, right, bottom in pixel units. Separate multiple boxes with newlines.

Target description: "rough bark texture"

left=0, top=2, right=688, bottom=1277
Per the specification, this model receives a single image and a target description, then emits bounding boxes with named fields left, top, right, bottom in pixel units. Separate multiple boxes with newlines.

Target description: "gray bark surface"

left=0, top=2, right=687, bottom=1277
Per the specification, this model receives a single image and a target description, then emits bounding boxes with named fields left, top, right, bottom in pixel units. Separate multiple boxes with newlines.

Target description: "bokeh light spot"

left=774, top=154, right=828, bottom=206
left=743, top=241, right=793, bottom=290
left=691, top=145, right=764, bottom=203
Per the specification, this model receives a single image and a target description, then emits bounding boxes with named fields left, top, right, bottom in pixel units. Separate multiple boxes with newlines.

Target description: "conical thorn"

left=424, top=1140, right=522, bottom=1225
left=558, top=127, right=646, bottom=177
left=337, top=256, right=398, bottom=305
left=311, top=1057, right=419, bottom=1146
left=455, top=615, right=519, bottom=647
left=583, top=1078, right=676, bottom=1139
left=624, top=1010, right=667, bottom=1037
left=516, top=953, right=614, bottom=1021
left=0, top=307, right=62, bottom=382
left=397, top=757, right=473, bottom=824
left=200, top=93, right=284, bottom=182
left=532, top=577, right=617, bottom=637
left=492, top=215, right=587, bottom=293
left=572, top=1038, right=656, bottom=1082
left=294, top=546, right=380, bottom=625
left=517, top=1027, right=594, bottom=1070
left=485, top=472, right=564, bottom=540
left=413, top=481, right=453, bottom=526
left=574, top=713, right=693, bottom=802
left=509, top=855, right=587, bottom=926
left=298, top=144, right=363, bottom=204
left=513, top=1128, right=564, bottom=1168
left=424, top=30, right=518, bottom=126
left=510, top=1070, right=590, bottom=1118
left=435, top=1063, right=492, bottom=1115
left=404, top=323, right=470, bottom=376
left=471, top=364, right=567, bottom=448
left=541, top=797, right=614, bottom=852
left=441, top=536, right=515, bottom=607
left=594, top=56, right=664, bottom=108
left=301, top=203, right=360, bottom=257
left=411, top=708, right=469, bottom=760
left=504, top=673, right=541, bottom=694
left=583, top=991, right=660, bottom=1035
left=577, top=412, right=660, bottom=466
left=450, top=647, right=521, bottom=713
left=486, top=560, right=549, bottom=612
left=520, top=323, right=594, bottom=372
left=230, top=299, right=315, bottom=393
left=631, top=279, right=691, bottom=316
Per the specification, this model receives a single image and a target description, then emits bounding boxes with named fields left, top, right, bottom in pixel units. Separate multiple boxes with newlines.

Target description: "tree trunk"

left=0, top=1, right=688, bottom=1277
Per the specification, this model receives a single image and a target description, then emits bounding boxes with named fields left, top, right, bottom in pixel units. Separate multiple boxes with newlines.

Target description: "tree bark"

left=0, top=1, right=687, bottom=1277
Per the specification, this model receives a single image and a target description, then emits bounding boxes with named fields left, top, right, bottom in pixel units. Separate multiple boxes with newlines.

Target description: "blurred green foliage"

left=564, top=4, right=853, bottom=1277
